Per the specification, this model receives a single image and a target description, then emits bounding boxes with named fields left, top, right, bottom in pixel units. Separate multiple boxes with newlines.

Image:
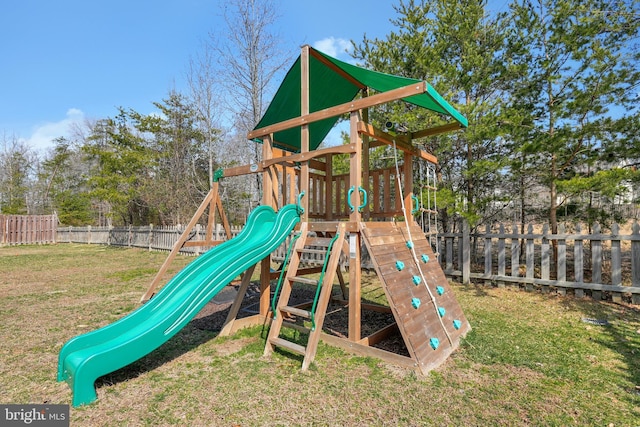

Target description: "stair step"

left=270, top=337, right=307, bottom=356
left=298, top=248, right=327, bottom=255
left=304, top=237, right=334, bottom=247
left=280, top=305, right=312, bottom=318
left=290, top=276, right=319, bottom=286
left=281, top=320, right=311, bottom=333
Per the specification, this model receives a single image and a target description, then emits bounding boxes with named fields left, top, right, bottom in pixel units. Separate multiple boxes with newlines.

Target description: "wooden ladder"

left=264, top=222, right=346, bottom=370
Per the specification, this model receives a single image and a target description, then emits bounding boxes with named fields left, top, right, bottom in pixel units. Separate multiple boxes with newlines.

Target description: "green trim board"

left=57, top=204, right=301, bottom=407
left=252, top=46, right=467, bottom=153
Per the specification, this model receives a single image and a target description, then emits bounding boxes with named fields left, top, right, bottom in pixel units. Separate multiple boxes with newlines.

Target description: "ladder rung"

left=281, top=320, right=311, bottom=333
left=298, top=248, right=326, bottom=255
left=290, top=276, right=319, bottom=286
left=280, top=305, right=311, bottom=318
left=269, top=337, right=306, bottom=356
left=304, top=237, right=334, bottom=247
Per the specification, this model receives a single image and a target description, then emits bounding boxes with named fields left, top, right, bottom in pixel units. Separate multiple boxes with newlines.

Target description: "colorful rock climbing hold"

left=421, top=254, right=429, bottom=263
left=436, top=286, right=445, bottom=296
left=438, top=307, right=446, bottom=317
left=395, top=260, right=405, bottom=271
left=453, top=319, right=462, bottom=330
left=430, top=337, right=440, bottom=350
left=411, top=297, right=421, bottom=309
left=412, top=275, right=421, bottom=285
left=406, top=241, right=414, bottom=249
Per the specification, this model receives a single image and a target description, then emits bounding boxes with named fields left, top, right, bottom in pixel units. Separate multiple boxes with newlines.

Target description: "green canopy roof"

left=252, top=47, right=468, bottom=153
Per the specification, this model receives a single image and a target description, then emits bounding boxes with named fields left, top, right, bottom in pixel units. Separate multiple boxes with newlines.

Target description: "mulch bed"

left=191, top=282, right=409, bottom=356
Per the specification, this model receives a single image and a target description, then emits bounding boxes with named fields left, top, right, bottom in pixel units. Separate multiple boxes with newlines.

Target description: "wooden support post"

left=300, top=45, right=310, bottom=222
left=349, top=111, right=362, bottom=342
left=403, top=153, right=413, bottom=221
left=260, top=135, right=275, bottom=316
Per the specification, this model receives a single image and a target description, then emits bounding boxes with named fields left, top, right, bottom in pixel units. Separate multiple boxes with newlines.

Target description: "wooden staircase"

left=264, top=222, right=346, bottom=370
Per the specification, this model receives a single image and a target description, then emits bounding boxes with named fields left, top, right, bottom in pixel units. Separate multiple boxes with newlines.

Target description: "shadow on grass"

left=94, top=323, right=220, bottom=391
left=556, top=295, right=640, bottom=398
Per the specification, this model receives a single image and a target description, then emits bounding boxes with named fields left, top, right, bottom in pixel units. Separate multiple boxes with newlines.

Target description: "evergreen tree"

left=503, top=0, right=640, bottom=230
left=352, top=0, right=509, bottom=229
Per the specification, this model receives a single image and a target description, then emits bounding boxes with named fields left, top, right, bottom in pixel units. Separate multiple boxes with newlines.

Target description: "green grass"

left=1, top=244, right=639, bottom=426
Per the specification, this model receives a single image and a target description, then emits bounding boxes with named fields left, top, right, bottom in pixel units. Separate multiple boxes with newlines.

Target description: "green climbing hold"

left=412, top=276, right=421, bottom=285
left=438, top=307, right=446, bottom=317
left=430, top=337, right=440, bottom=350
left=436, top=286, right=445, bottom=296
left=411, top=298, right=421, bottom=309
left=396, top=261, right=405, bottom=271
left=421, top=254, right=429, bottom=263
left=453, top=319, right=462, bottom=330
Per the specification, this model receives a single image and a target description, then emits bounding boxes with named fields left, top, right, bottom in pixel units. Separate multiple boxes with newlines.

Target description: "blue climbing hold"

left=436, top=286, right=445, bottom=296
left=430, top=337, right=440, bottom=350
left=421, top=254, right=429, bottom=263
left=438, top=307, right=446, bottom=317
left=453, top=319, right=462, bottom=330
left=396, top=261, right=405, bottom=271
left=411, top=298, right=421, bottom=309
left=412, top=276, right=421, bottom=285
left=406, top=241, right=414, bottom=249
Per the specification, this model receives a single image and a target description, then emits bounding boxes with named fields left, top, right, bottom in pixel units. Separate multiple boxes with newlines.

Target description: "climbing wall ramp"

left=361, top=221, right=471, bottom=375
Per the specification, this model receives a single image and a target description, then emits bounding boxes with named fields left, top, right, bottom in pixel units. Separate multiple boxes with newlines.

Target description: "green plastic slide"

left=57, top=204, right=300, bottom=407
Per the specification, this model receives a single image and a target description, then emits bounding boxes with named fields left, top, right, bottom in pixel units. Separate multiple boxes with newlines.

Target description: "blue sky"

left=0, top=0, right=409, bottom=152
left=1, top=1, right=515, bottom=153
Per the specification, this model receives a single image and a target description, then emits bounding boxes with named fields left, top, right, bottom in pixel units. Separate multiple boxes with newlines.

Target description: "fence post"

left=511, top=223, right=520, bottom=283
left=541, top=223, right=550, bottom=292
left=525, top=224, right=534, bottom=291
left=592, top=222, right=602, bottom=300
left=611, top=223, right=622, bottom=303
left=484, top=224, right=492, bottom=286
left=632, top=222, right=640, bottom=304
left=194, top=224, right=201, bottom=256
left=557, top=223, right=566, bottom=295
left=445, top=232, right=453, bottom=272
left=87, top=225, right=92, bottom=245
left=574, top=223, right=584, bottom=298
left=462, top=220, right=470, bottom=284
left=148, top=224, right=154, bottom=252
left=497, top=223, right=506, bottom=288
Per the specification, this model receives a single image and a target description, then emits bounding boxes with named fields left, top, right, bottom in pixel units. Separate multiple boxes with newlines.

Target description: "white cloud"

left=312, top=37, right=352, bottom=59
left=25, top=108, right=86, bottom=152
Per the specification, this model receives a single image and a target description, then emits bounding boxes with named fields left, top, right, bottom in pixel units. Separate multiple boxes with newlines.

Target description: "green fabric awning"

left=252, top=47, right=468, bottom=153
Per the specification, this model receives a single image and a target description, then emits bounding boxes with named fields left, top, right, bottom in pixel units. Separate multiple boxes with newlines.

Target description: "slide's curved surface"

left=57, top=204, right=300, bottom=407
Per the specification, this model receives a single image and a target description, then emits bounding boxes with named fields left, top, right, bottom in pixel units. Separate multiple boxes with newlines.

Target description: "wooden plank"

left=575, top=223, right=584, bottom=284
left=592, top=223, right=602, bottom=285
left=411, top=122, right=464, bottom=139
left=358, top=323, right=400, bottom=346
left=633, top=222, right=640, bottom=288
left=358, top=122, right=438, bottom=164
left=248, top=82, right=427, bottom=139
left=541, top=223, right=550, bottom=282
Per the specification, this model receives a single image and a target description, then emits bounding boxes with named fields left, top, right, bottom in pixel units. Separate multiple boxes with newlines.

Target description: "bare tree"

left=186, top=44, right=223, bottom=189
left=208, top=0, right=290, bottom=201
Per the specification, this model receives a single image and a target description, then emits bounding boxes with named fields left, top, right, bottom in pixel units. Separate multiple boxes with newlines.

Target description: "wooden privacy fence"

left=57, top=224, right=242, bottom=255
left=57, top=223, right=341, bottom=265
left=440, top=222, right=640, bottom=304
left=0, top=214, right=57, bottom=245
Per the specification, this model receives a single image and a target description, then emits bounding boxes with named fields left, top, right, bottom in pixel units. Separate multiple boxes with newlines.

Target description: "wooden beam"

left=358, top=122, right=438, bottom=165
left=261, top=143, right=356, bottom=169
left=411, top=122, right=464, bottom=139
left=247, top=82, right=427, bottom=139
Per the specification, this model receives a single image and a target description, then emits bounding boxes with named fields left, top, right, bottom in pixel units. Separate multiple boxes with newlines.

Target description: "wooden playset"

left=142, top=45, right=471, bottom=375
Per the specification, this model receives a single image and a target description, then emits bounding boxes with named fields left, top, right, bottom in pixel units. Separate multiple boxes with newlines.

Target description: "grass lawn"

left=1, top=244, right=639, bottom=426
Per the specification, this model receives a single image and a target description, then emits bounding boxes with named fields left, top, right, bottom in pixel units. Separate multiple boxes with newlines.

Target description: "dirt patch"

left=190, top=282, right=408, bottom=356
